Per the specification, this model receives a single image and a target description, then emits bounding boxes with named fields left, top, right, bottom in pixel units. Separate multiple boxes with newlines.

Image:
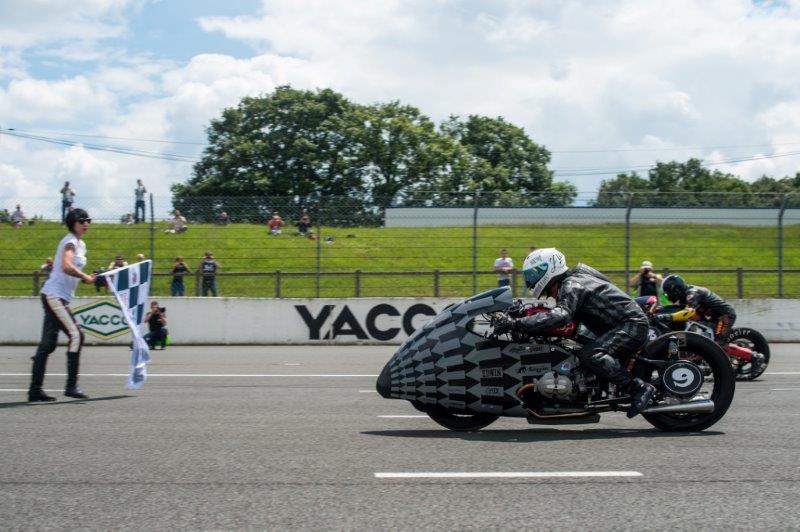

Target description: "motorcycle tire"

left=641, top=333, right=735, bottom=432
left=728, top=328, right=770, bottom=381
left=423, top=404, right=499, bottom=431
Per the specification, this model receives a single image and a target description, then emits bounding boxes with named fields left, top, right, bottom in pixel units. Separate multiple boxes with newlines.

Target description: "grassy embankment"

left=1, top=221, right=798, bottom=298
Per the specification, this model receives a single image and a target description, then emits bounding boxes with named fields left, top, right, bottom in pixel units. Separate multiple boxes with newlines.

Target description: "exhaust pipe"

left=643, top=399, right=715, bottom=414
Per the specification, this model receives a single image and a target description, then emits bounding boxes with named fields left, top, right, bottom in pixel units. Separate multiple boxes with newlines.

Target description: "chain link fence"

left=1, top=192, right=798, bottom=299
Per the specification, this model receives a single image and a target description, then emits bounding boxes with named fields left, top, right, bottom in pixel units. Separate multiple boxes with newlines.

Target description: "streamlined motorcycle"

left=636, top=296, right=770, bottom=380
left=376, top=287, right=735, bottom=432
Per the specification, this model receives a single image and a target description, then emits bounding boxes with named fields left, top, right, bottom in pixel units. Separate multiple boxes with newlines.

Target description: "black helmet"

left=662, top=274, right=687, bottom=303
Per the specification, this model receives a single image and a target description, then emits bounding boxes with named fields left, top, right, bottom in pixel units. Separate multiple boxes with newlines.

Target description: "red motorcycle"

left=636, top=296, right=769, bottom=380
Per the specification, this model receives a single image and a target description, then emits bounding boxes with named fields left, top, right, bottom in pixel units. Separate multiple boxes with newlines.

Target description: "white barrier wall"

left=1, top=297, right=799, bottom=344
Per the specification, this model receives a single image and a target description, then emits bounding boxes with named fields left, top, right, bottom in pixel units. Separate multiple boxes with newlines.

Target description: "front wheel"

left=422, top=403, right=499, bottom=431
left=638, top=333, right=735, bottom=432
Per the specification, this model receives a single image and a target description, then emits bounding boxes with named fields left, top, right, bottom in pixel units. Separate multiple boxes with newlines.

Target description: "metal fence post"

left=149, top=193, right=155, bottom=261
left=32, top=270, right=39, bottom=296
left=736, top=268, right=743, bottom=299
left=778, top=194, right=789, bottom=298
left=355, top=270, right=361, bottom=297
left=624, top=193, right=634, bottom=293
left=316, top=202, right=322, bottom=298
left=275, top=270, right=281, bottom=298
left=434, top=269, right=440, bottom=297
left=472, top=192, right=480, bottom=294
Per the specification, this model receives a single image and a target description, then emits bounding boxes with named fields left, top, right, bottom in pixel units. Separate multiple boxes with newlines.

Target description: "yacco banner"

left=102, top=260, right=152, bottom=389
left=71, top=300, right=128, bottom=340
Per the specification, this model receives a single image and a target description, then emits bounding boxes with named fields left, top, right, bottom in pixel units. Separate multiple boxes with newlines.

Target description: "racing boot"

left=749, top=352, right=766, bottom=378
left=29, top=353, right=55, bottom=402
left=627, top=378, right=656, bottom=418
left=64, top=352, right=89, bottom=399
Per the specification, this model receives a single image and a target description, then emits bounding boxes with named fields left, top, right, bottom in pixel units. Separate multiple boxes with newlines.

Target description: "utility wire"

left=5, top=127, right=207, bottom=145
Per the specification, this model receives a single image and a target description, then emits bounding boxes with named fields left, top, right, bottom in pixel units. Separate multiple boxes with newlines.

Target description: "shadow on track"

left=0, top=395, right=134, bottom=409
left=362, top=428, right=723, bottom=442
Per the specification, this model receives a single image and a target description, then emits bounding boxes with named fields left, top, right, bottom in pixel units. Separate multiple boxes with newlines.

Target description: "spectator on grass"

left=628, top=260, right=663, bottom=298
left=135, top=253, right=145, bottom=262
left=166, top=209, right=188, bottom=234
left=11, top=204, right=26, bottom=228
left=268, top=211, right=284, bottom=235
left=493, top=248, right=514, bottom=288
left=121, top=213, right=134, bottom=225
left=297, top=210, right=311, bottom=236
left=107, top=254, right=128, bottom=271
left=60, top=181, right=75, bottom=222
left=171, top=256, right=191, bottom=296
left=216, top=211, right=231, bottom=225
left=144, top=301, right=168, bottom=350
left=134, top=179, right=147, bottom=223
left=40, top=257, right=53, bottom=275
left=200, top=251, right=220, bottom=297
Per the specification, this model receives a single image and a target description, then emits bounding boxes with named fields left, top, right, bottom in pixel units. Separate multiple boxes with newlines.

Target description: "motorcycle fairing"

left=376, top=287, right=572, bottom=417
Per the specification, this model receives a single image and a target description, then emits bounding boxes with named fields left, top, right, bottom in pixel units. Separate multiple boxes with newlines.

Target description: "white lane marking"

left=378, top=415, right=428, bottom=419
left=0, top=373, right=378, bottom=378
left=359, top=390, right=378, bottom=393
left=374, top=471, right=643, bottom=479
left=771, top=388, right=800, bottom=391
left=0, top=389, right=58, bottom=392
left=283, top=363, right=302, bottom=366
left=766, top=372, right=800, bottom=375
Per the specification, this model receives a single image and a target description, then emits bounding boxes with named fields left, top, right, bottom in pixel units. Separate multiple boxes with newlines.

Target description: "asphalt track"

left=1, top=344, right=800, bottom=530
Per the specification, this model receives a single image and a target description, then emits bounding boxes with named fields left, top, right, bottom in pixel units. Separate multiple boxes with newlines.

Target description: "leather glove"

left=492, top=314, right=516, bottom=335
left=655, top=313, right=673, bottom=323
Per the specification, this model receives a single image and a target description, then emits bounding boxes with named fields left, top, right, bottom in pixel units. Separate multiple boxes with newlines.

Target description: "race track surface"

left=1, top=344, right=799, bottom=530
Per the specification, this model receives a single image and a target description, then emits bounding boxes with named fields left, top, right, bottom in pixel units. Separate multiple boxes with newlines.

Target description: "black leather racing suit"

left=515, top=264, right=649, bottom=388
left=681, top=286, right=736, bottom=342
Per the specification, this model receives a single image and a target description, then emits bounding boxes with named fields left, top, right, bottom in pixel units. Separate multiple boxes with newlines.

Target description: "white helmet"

left=522, top=248, right=568, bottom=298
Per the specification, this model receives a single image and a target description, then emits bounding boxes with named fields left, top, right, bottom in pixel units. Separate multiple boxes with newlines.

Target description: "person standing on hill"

left=200, top=251, right=220, bottom=296
left=171, top=256, right=191, bottom=296
left=134, top=179, right=147, bottom=223
left=493, top=248, right=514, bottom=288
left=60, top=181, right=75, bottom=223
left=29, top=208, right=96, bottom=402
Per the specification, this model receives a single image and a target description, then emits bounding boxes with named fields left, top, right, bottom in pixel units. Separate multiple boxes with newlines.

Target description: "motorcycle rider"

left=494, top=248, right=656, bottom=418
left=658, top=274, right=737, bottom=344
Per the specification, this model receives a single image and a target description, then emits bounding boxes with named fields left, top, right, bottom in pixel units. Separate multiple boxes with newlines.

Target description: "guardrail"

left=5, top=268, right=799, bottom=299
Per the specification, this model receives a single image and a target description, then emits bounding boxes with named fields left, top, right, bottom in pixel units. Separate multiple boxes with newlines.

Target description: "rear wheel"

left=728, top=328, right=770, bottom=381
left=639, top=333, right=735, bottom=432
left=422, top=403, right=499, bottom=431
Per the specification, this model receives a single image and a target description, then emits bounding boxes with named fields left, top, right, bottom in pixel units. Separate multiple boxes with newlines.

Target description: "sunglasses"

left=78, top=218, right=92, bottom=224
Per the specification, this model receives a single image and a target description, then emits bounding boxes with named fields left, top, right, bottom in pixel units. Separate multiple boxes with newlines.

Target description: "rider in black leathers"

left=658, top=274, right=736, bottom=345
left=495, top=249, right=656, bottom=417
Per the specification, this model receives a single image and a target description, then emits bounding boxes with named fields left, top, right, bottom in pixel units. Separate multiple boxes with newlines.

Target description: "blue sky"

left=2, top=0, right=800, bottom=216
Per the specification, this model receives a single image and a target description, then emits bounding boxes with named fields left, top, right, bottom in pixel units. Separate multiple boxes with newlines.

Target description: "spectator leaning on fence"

left=268, top=211, right=284, bottom=235
left=40, top=257, right=53, bottom=275
left=166, top=209, right=188, bottom=234
left=494, top=248, right=514, bottom=287
left=134, top=179, right=147, bottom=223
left=107, top=254, right=128, bottom=271
left=60, top=181, right=75, bottom=223
left=171, top=256, right=191, bottom=296
left=11, top=204, right=26, bottom=228
left=628, top=260, right=663, bottom=297
left=200, top=251, right=220, bottom=296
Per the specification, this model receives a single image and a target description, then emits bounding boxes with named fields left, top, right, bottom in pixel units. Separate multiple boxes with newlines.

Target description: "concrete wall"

left=384, top=207, right=800, bottom=227
left=2, top=296, right=799, bottom=344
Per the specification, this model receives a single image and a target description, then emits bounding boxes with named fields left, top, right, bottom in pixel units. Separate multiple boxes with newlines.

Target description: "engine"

left=532, top=359, right=595, bottom=401
left=537, top=371, right=573, bottom=399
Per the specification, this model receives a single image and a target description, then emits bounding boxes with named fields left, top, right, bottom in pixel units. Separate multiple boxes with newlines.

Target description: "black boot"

left=28, top=389, right=56, bottom=402
left=64, top=352, right=89, bottom=399
left=29, top=353, right=55, bottom=402
left=627, top=378, right=656, bottom=418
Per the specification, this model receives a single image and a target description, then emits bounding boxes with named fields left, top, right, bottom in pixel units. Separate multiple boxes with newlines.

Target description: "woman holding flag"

left=28, top=208, right=96, bottom=402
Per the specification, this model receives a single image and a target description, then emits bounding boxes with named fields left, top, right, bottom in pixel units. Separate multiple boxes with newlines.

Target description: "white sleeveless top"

left=41, top=233, right=87, bottom=302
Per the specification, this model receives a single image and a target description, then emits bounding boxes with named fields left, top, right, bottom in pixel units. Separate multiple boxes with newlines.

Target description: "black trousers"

left=576, top=321, right=649, bottom=388
left=135, top=199, right=146, bottom=223
left=30, top=295, right=85, bottom=392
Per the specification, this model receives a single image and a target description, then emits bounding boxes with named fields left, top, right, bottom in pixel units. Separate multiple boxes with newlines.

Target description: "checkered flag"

left=103, top=260, right=152, bottom=389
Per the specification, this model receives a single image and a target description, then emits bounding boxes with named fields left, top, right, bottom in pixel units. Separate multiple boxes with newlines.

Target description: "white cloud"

left=0, top=76, right=117, bottom=122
